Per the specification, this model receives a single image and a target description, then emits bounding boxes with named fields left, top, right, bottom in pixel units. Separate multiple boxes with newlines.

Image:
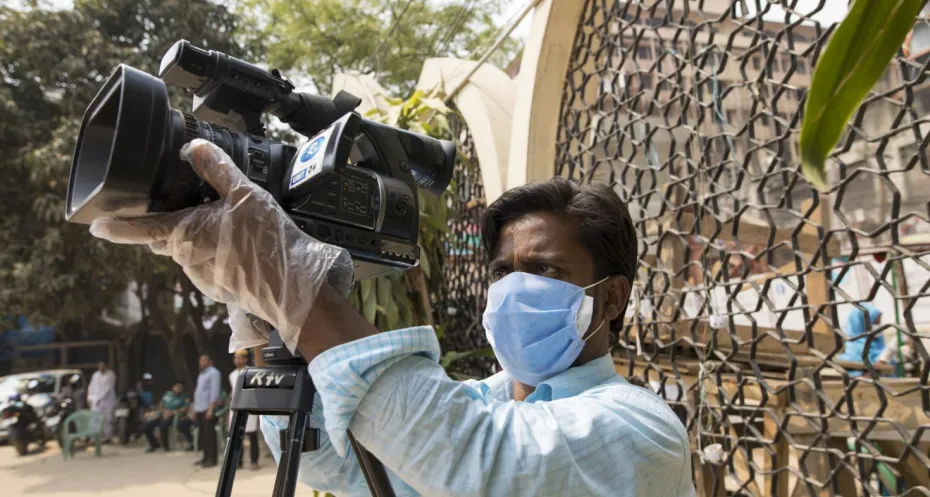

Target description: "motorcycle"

left=43, top=396, right=76, bottom=448
left=1, top=396, right=47, bottom=456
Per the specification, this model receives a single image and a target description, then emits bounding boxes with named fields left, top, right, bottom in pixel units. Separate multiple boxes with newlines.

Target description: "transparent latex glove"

left=90, top=139, right=353, bottom=353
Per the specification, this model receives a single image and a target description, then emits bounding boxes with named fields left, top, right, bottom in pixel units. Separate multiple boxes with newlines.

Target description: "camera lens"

left=66, top=64, right=286, bottom=224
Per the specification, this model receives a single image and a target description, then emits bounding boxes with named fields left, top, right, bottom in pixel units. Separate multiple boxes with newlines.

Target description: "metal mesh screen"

left=436, top=112, right=494, bottom=379
left=555, top=1, right=930, bottom=495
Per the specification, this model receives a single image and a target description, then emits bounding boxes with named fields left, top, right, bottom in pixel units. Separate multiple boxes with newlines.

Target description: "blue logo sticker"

left=301, top=136, right=325, bottom=162
left=290, top=169, right=307, bottom=187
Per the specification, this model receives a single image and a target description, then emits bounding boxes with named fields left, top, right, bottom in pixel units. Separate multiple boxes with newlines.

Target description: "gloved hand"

left=90, top=139, right=354, bottom=353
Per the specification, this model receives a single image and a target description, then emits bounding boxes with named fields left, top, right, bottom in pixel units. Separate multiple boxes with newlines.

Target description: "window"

left=752, top=56, right=761, bottom=70
left=640, top=73, right=654, bottom=90
left=797, top=60, right=808, bottom=74
left=637, top=45, right=653, bottom=60
left=760, top=114, right=772, bottom=127
left=725, top=109, right=740, bottom=124
left=900, top=143, right=930, bottom=202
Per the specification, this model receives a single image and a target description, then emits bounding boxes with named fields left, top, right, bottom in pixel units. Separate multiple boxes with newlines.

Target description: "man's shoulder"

left=573, top=379, right=687, bottom=430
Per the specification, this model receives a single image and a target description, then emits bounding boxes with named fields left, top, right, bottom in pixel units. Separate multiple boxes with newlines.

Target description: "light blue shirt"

left=260, top=326, right=693, bottom=497
left=193, top=365, right=221, bottom=413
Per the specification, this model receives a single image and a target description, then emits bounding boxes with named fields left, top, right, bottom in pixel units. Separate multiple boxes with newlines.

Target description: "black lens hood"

left=66, top=64, right=169, bottom=224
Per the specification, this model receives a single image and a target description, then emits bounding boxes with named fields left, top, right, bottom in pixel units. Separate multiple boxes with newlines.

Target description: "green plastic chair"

left=61, top=409, right=103, bottom=460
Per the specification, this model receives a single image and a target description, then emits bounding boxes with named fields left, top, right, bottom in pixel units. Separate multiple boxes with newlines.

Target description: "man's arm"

left=308, top=327, right=692, bottom=497
left=207, top=370, right=222, bottom=418
left=258, top=396, right=418, bottom=496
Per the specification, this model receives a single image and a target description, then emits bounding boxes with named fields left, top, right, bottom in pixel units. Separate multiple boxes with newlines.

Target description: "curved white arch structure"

left=331, top=70, right=393, bottom=115
left=507, top=0, right=586, bottom=188
left=417, top=58, right=516, bottom=204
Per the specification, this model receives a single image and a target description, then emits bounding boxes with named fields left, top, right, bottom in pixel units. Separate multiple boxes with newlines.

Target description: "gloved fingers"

left=227, top=305, right=271, bottom=353
left=181, top=139, right=253, bottom=200
left=89, top=209, right=192, bottom=245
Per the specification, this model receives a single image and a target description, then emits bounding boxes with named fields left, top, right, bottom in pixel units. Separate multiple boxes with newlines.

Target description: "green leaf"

left=417, top=244, right=431, bottom=278
left=360, top=279, right=373, bottom=301
left=376, top=276, right=391, bottom=305
left=420, top=212, right=451, bottom=234
left=362, top=285, right=377, bottom=323
left=419, top=97, right=450, bottom=115
left=440, top=347, right=497, bottom=369
left=799, top=0, right=923, bottom=190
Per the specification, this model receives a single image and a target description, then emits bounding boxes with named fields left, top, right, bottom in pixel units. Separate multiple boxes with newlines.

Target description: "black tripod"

left=215, top=331, right=397, bottom=497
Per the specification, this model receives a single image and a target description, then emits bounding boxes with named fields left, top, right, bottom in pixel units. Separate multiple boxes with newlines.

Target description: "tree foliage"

left=0, top=0, right=253, bottom=383
left=241, top=0, right=519, bottom=96
left=0, top=0, right=507, bottom=383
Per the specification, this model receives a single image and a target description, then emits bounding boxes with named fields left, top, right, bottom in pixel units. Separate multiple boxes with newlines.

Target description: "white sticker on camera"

left=290, top=126, right=334, bottom=190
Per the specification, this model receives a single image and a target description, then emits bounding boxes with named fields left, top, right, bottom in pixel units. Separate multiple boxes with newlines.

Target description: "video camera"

left=65, top=40, right=457, bottom=497
left=65, top=40, right=456, bottom=280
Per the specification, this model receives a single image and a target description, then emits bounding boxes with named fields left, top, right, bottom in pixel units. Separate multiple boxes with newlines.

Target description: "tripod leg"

left=348, top=431, right=397, bottom=497
left=215, top=410, right=247, bottom=497
left=272, top=411, right=309, bottom=497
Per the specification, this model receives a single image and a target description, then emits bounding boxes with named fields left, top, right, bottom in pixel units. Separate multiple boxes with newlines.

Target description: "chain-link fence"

left=435, top=112, right=495, bottom=379
left=556, top=1, right=930, bottom=495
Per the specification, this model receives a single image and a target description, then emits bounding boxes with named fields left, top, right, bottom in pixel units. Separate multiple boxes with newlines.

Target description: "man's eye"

left=491, top=268, right=510, bottom=280
left=537, top=264, right=557, bottom=275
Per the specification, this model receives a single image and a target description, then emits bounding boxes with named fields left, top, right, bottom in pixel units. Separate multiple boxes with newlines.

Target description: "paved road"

left=0, top=441, right=319, bottom=497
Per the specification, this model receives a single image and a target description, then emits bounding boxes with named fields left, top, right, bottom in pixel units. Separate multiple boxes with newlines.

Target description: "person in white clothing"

left=229, top=349, right=260, bottom=470
left=87, top=361, right=117, bottom=440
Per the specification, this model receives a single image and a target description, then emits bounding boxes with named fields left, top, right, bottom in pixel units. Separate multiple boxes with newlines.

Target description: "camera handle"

left=215, top=333, right=397, bottom=497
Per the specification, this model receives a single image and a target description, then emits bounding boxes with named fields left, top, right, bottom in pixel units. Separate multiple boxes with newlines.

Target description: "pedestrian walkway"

left=0, top=443, right=315, bottom=497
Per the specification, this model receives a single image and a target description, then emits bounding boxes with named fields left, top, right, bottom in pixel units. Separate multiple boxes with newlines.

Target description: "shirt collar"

left=479, top=353, right=621, bottom=403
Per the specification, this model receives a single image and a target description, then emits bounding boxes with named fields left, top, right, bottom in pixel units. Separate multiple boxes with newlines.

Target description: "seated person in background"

left=138, top=373, right=155, bottom=410
left=838, top=303, right=910, bottom=376
left=144, top=381, right=194, bottom=452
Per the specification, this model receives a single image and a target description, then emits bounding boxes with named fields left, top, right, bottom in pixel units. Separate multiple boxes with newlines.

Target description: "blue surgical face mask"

left=482, top=272, right=609, bottom=386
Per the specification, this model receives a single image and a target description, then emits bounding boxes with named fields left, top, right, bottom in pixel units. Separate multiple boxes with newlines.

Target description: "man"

left=228, top=350, right=260, bottom=470
left=87, top=361, right=117, bottom=442
left=143, top=381, right=194, bottom=452
left=138, top=373, right=155, bottom=410
left=91, top=140, right=693, bottom=496
left=193, top=354, right=222, bottom=467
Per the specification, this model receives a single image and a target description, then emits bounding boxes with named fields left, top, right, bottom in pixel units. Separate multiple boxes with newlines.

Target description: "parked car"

left=0, top=369, right=85, bottom=443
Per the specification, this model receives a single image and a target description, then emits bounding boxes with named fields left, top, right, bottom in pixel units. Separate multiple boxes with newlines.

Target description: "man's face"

left=97, top=362, right=106, bottom=372
left=199, top=355, right=210, bottom=370
left=488, top=211, right=627, bottom=359
left=172, top=383, right=183, bottom=395
left=233, top=353, right=248, bottom=369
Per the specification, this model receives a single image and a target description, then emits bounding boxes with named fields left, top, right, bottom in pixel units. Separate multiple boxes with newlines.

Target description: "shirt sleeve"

left=210, top=369, right=222, bottom=406
left=259, top=394, right=419, bottom=496
left=309, top=326, right=692, bottom=497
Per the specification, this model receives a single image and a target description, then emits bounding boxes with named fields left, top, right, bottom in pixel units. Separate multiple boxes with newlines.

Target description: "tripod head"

left=219, top=327, right=396, bottom=497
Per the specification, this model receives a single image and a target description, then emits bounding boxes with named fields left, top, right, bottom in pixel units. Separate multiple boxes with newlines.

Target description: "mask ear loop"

left=580, top=275, right=611, bottom=341
left=632, top=286, right=643, bottom=357
left=584, top=275, right=611, bottom=290
left=582, top=318, right=606, bottom=342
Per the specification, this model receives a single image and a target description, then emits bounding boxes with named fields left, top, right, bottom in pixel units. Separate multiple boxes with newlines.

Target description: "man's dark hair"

left=173, top=380, right=184, bottom=387
left=481, top=177, right=638, bottom=331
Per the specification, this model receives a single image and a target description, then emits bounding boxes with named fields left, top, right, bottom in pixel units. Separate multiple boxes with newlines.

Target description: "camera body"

left=66, top=40, right=455, bottom=280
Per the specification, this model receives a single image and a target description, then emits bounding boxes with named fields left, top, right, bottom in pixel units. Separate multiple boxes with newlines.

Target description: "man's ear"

left=603, top=275, right=631, bottom=323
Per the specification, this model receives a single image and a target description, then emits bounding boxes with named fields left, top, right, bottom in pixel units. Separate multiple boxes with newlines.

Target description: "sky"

left=14, top=0, right=852, bottom=27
